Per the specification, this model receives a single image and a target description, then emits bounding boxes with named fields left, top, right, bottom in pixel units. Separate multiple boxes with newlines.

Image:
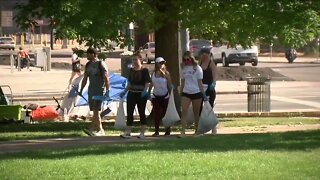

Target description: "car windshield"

left=190, top=40, right=211, bottom=46
left=0, top=37, right=13, bottom=42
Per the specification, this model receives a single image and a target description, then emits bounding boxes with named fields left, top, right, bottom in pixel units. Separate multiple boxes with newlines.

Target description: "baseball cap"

left=200, top=48, right=210, bottom=54
left=155, top=57, right=165, bottom=63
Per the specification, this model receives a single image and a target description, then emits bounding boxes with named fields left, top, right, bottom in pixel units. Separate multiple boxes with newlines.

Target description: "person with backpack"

left=79, top=47, right=110, bottom=136
left=69, top=47, right=81, bottom=85
left=148, top=57, right=173, bottom=136
left=119, top=52, right=151, bottom=139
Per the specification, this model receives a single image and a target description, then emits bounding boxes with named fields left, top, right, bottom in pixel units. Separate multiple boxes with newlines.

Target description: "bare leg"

left=180, top=96, right=192, bottom=136
left=192, top=98, right=202, bottom=134
left=92, top=110, right=103, bottom=131
left=69, top=72, right=76, bottom=85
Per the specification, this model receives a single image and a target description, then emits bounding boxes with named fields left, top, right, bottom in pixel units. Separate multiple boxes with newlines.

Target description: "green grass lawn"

left=0, top=130, right=319, bottom=179
left=0, top=117, right=319, bottom=141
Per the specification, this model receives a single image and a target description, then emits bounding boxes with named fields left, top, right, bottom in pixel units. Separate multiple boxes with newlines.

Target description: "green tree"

left=15, top=0, right=320, bottom=48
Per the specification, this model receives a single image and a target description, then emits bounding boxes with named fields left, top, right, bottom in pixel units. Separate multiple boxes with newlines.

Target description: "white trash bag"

left=114, top=99, right=127, bottom=130
left=197, top=101, right=218, bottom=134
left=162, top=90, right=180, bottom=127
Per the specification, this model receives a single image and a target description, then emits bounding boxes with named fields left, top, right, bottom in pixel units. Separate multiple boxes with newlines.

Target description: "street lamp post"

left=317, top=38, right=320, bottom=61
left=128, top=22, right=134, bottom=51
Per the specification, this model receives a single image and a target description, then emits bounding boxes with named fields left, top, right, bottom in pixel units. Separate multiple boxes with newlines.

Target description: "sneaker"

left=164, top=130, right=171, bottom=136
left=83, top=128, right=95, bottom=136
left=92, top=129, right=106, bottom=136
left=152, top=132, right=159, bottom=137
left=137, top=133, right=145, bottom=139
left=120, top=133, right=131, bottom=139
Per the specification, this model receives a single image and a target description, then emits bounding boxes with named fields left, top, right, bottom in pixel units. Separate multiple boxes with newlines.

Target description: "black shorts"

left=181, top=92, right=202, bottom=100
left=88, top=98, right=102, bottom=111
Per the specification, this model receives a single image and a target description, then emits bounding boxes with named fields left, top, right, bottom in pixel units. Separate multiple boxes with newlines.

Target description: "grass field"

left=0, top=130, right=319, bottom=179
left=0, top=117, right=319, bottom=141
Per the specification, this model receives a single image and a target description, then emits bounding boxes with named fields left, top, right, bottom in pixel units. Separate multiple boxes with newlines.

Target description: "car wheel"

left=239, top=62, right=245, bottom=66
left=252, top=60, right=258, bottom=66
left=222, top=54, right=229, bottom=67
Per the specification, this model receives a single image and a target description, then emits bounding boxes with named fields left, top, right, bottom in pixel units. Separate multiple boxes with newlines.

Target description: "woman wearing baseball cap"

left=148, top=57, right=173, bottom=136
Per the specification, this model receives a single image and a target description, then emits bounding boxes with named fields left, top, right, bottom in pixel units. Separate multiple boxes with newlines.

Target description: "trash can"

left=247, top=76, right=271, bottom=112
left=121, top=55, right=132, bottom=78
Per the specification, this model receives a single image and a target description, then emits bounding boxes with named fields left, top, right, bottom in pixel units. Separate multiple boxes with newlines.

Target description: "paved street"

left=1, top=47, right=320, bottom=113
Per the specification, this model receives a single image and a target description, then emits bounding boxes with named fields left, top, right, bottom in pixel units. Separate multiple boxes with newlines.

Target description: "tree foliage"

left=14, top=0, right=320, bottom=48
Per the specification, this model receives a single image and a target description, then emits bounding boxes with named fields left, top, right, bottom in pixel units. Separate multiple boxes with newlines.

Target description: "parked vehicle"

left=210, top=44, right=258, bottom=67
left=189, top=39, right=212, bottom=59
left=0, top=37, right=15, bottom=50
left=139, top=42, right=155, bottom=64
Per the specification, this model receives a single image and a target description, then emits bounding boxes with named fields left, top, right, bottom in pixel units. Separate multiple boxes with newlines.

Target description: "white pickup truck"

left=210, top=45, right=259, bottom=67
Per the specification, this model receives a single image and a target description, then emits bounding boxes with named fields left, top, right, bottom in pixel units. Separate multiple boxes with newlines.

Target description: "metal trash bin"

left=247, top=76, right=271, bottom=112
left=121, top=55, right=132, bottom=78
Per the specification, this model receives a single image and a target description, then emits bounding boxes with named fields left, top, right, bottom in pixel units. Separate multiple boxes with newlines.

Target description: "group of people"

left=74, top=47, right=217, bottom=138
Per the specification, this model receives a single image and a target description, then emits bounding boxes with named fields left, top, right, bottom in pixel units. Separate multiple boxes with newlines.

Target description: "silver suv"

left=0, top=37, right=15, bottom=50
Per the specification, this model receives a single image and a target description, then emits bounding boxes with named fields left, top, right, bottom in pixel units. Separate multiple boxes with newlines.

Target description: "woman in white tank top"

left=148, top=57, right=173, bottom=136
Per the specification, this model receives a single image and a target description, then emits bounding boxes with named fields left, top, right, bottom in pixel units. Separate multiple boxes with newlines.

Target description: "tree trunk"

left=155, top=21, right=181, bottom=114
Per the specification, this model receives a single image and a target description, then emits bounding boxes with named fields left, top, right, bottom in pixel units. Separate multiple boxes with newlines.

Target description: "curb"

left=216, top=111, right=320, bottom=118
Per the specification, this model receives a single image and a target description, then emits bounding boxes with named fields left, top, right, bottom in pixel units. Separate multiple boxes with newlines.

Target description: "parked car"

left=189, top=39, right=212, bottom=59
left=210, top=44, right=258, bottom=67
left=139, top=42, right=155, bottom=64
left=0, top=37, right=15, bottom=50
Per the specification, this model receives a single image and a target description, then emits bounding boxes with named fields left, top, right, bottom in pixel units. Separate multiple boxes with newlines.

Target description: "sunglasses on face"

left=157, top=61, right=165, bottom=65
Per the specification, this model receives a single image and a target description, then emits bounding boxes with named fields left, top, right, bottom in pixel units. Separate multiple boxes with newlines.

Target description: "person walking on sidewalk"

left=79, top=47, right=110, bottom=136
left=199, top=48, right=217, bottom=134
left=17, top=47, right=30, bottom=69
left=179, top=51, right=207, bottom=137
left=148, top=57, right=173, bottom=136
left=120, top=52, right=151, bottom=139
left=69, top=47, right=81, bottom=85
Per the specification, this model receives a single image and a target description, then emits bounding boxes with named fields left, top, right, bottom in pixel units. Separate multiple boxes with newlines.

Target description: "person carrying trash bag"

left=147, top=57, right=173, bottom=136
left=179, top=51, right=207, bottom=138
left=119, top=52, right=151, bottom=139
left=198, top=48, right=218, bottom=134
left=79, top=47, right=110, bottom=136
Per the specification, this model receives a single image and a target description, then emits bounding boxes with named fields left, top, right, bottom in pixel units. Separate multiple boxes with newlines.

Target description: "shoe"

left=164, top=130, right=171, bottom=136
left=137, top=133, right=145, bottom=139
left=83, top=128, right=95, bottom=136
left=120, top=133, right=131, bottom=139
left=152, top=132, right=159, bottom=137
left=92, top=129, right=106, bottom=136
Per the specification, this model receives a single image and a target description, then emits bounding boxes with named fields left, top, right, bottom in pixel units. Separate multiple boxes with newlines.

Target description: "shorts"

left=88, top=97, right=102, bottom=111
left=181, top=92, right=202, bottom=100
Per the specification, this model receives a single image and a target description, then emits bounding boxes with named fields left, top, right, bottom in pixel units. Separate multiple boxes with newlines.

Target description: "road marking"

left=272, top=96, right=320, bottom=109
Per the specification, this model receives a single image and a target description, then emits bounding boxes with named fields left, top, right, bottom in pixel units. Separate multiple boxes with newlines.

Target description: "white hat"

left=155, top=57, right=165, bottom=63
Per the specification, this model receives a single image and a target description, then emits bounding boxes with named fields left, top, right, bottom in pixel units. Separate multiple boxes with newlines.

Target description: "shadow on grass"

left=0, top=130, right=319, bottom=160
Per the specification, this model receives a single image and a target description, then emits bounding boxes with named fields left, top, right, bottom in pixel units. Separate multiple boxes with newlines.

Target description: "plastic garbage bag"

left=114, top=99, right=126, bottom=130
left=197, top=101, right=218, bottom=134
left=162, top=90, right=180, bottom=127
